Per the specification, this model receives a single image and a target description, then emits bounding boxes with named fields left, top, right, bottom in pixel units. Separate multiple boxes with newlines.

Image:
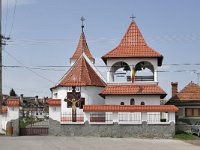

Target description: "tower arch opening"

left=135, top=61, right=154, bottom=81
left=110, top=61, right=131, bottom=82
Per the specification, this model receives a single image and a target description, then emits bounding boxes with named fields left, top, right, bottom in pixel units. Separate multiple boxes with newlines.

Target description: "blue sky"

left=2, top=0, right=200, bottom=98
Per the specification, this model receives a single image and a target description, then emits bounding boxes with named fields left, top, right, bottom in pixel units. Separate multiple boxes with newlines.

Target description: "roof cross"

left=130, top=14, right=136, bottom=21
left=81, top=16, right=85, bottom=32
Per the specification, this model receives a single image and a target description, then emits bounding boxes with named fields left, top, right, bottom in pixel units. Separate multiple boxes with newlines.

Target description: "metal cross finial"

left=130, top=14, right=136, bottom=21
left=81, top=16, right=85, bottom=32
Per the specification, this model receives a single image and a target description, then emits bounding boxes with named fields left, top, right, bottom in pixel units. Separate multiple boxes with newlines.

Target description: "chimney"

left=19, top=94, right=23, bottom=103
left=171, top=82, right=178, bottom=97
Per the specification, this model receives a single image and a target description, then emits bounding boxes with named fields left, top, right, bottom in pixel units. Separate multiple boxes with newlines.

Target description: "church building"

left=48, top=17, right=178, bottom=138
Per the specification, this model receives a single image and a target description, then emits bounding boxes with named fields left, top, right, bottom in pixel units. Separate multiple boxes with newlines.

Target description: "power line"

left=3, top=49, right=56, bottom=84
left=9, top=0, right=17, bottom=37
left=4, top=0, right=9, bottom=35
left=2, top=65, right=200, bottom=73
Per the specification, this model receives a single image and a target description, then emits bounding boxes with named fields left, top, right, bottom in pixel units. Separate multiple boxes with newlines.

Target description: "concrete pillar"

left=84, top=112, right=90, bottom=123
left=154, top=69, right=158, bottom=82
left=112, top=112, right=118, bottom=123
left=141, top=112, right=147, bottom=122
left=169, top=112, right=175, bottom=123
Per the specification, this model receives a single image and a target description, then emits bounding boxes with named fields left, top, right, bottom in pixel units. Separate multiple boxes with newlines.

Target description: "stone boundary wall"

left=6, top=119, right=19, bottom=136
left=49, top=119, right=175, bottom=138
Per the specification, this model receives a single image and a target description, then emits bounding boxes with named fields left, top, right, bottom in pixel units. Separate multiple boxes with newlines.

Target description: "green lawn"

left=174, top=131, right=200, bottom=140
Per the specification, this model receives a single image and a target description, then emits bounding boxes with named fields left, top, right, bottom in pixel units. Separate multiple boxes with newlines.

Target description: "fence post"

left=84, top=112, right=90, bottom=123
left=112, top=112, right=118, bottom=123
left=141, top=112, right=147, bottom=122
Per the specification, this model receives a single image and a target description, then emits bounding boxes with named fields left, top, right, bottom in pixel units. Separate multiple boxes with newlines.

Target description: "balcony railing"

left=90, top=112, right=113, bottom=123
left=135, top=76, right=154, bottom=81
left=118, top=112, right=141, bottom=124
left=61, top=112, right=84, bottom=124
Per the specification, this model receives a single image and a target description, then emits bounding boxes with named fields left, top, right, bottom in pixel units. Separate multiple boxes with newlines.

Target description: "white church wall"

left=53, top=86, right=105, bottom=113
left=49, top=106, right=61, bottom=122
left=105, top=95, right=161, bottom=105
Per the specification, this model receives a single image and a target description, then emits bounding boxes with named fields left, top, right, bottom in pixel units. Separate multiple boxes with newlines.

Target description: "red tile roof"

left=100, top=84, right=166, bottom=98
left=55, top=56, right=106, bottom=88
left=171, top=82, right=200, bottom=100
left=102, top=21, right=163, bottom=65
left=70, top=32, right=94, bottom=62
left=7, top=99, right=20, bottom=107
left=83, top=105, right=178, bottom=112
left=48, top=99, right=61, bottom=106
left=2, top=106, right=8, bottom=113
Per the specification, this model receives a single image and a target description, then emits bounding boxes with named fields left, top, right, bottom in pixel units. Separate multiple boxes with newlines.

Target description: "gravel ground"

left=0, top=136, right=199, bottom=150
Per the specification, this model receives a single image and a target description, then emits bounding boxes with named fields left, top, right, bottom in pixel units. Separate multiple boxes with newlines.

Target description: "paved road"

left=0, top=136, right=199, bottom=150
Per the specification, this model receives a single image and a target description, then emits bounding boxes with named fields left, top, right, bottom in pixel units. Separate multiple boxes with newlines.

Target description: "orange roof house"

left=166, top=82, right=200, bottom=124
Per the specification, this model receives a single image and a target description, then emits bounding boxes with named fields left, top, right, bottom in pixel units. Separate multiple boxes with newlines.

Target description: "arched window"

left=120, top=102, right=124, bottom=105
left=130, top=98, right=135, bottom=105
left=141, top=102, right=145, bottom=105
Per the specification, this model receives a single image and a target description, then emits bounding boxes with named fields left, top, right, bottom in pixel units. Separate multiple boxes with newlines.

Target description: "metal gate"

left=19, top=96, right=49, bottom=136
left=20, top=120, right=49, bottom=136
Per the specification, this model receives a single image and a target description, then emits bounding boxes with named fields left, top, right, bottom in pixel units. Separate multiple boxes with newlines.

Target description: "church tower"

left=101, top=17, right=166, bottom=105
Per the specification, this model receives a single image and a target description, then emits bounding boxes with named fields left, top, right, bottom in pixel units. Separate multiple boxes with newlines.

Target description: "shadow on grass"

left=174, top=131, right=199, bottom=140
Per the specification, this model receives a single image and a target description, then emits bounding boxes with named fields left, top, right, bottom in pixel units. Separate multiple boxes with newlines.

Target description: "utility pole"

left=0, top=0, right=2, bottom=114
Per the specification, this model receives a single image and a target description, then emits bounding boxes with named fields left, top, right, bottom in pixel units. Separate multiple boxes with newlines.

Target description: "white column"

left=84, top=112, right=90, bottom=122
left=112, top=112, right=118, bottom=123
left=169, top=112, right=176, bottom=123
left=154, top=69, right=158, bottom=82
left=141, top=112, right=147, bottom=122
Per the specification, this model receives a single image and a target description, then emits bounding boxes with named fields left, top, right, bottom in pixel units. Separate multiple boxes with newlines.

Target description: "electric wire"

left=9, top=0, right=18, bottom=37
left=3, top=49, right=56, bottom=84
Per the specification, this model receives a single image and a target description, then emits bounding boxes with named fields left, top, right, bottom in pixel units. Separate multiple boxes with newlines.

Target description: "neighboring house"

left=166, top=82, right=200, bottom=132
left=48, top=19, right=178, bottom=138
left=0, top=97, right=20, bottom=135
left=19, top=94, right=49, bottom=119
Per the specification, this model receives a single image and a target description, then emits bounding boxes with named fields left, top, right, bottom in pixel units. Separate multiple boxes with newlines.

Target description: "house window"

left=130, top=98, right=135, bottom=105
left=53, top=93, right=58, bottom=98
left=185, top=108, right=200, bottom=117
left=53, top=107, right=56, bottom=111
left=120, top=102, right=124, bottom=105
left=141, top=102, right=145, bottom=105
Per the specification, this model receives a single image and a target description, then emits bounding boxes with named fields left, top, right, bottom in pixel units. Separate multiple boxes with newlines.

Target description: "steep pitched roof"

left=83, top=105, right=178, bottom=112
left=70, top=32, right=94, bottom=62
left=100, top=84, right=166, bottom=99
left=171, top=82, right=200, bottom=100
left=54, top=54, right=106, bottom=88
left=102, top=21, right=163, bottom=65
